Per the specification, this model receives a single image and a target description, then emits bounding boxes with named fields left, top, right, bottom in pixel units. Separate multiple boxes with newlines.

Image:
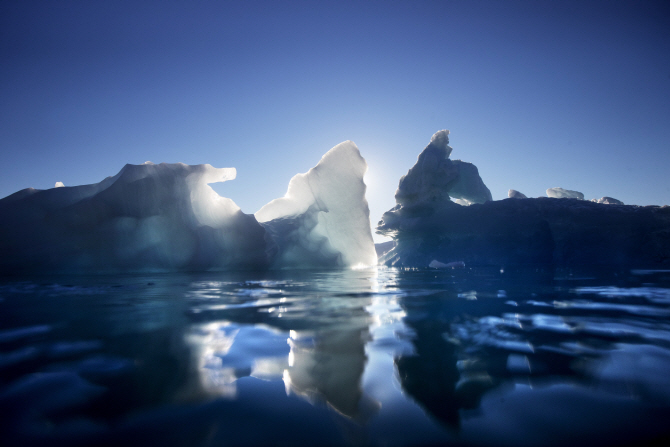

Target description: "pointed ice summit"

left=393, top=130, right=492, bottom=208
left=377, top=130, right=491, bottom=237
left=0, top=143, right=376, bottom=273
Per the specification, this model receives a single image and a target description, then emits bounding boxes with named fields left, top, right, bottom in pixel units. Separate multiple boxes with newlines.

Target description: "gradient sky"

left=2, top=0, right=669, bottom=242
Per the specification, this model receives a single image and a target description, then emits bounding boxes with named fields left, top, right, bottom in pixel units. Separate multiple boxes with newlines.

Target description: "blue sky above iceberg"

left=1, top=0, right=669, bottom=242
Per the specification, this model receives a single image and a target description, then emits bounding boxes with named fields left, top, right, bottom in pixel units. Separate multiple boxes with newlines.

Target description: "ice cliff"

left=0, top=144, right=376, bottom=273
left=378, top=131, right=670, bottom=268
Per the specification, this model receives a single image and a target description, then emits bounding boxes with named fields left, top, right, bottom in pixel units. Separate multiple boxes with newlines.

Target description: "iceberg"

left=546, top=187, right=584, bottom=200
left=592, top=196, right=624, bottom=205
left=508, top=189, right=527, bottom=199
left=392, top=130, right=492, bottom=209
left=0, top=144, right=376, bottom=273
left=0, top=163, right=268, bottom=273
left=378, top=131, right=670, bottom=268
left=256, top=141, right=377, bottom=269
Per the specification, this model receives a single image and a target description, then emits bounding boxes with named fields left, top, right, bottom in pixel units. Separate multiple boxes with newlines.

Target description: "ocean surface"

left=1, top=266, right=670, bottom=446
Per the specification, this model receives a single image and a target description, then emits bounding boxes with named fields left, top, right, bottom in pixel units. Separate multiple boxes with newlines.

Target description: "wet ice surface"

left=1, top=267, right=670, bottom=446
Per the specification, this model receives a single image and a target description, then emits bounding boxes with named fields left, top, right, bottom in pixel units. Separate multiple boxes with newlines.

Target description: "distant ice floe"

left=546, top=187, right=584, bottom=200
left=591, top=197, right=624, bottom=205
left=508, top=189, right=527, bottom=199
left=0, top=143, right=376, bottom=273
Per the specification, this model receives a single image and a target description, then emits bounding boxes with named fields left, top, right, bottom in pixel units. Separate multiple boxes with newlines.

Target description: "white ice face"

left=546, top=187, right=584, bottom=200
left=256, top=141, right=377, bottom=269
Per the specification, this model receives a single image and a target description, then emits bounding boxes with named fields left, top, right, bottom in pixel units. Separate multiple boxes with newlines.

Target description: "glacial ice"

left=3, top=128, right=666, bottom=273
left=508, top=189, right=527, bottom=199
left=0, top=163, right=266, bottom=273
left=256, top=141, right=377, bottom=269
left=378, top=131, right=670, bottom=268
left=592, top=197, right=624, bottom=205
left=393, top=130, right=492, bottom=208
left=376, top=130, right=491, bottom=241
left=546, top=187, right=584, bottom=200
left=0, top=143, right=376, bottom=273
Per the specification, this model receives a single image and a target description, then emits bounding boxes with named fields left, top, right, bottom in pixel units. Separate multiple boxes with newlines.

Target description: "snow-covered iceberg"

left=378, top=131, right=670, bottom=268
left=0, top=144, right=376, bottom=274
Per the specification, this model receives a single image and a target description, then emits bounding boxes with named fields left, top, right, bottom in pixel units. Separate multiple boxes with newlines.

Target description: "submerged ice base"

left=0, top=144, right=376, bottom=274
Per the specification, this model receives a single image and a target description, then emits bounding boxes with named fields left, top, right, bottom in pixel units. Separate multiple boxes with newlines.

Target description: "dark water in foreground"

left=2, top=267, right=670, bottom=446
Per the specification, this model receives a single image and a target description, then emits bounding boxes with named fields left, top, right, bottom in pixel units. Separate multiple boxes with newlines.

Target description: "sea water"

left=1, top=267, right=670, bottom=446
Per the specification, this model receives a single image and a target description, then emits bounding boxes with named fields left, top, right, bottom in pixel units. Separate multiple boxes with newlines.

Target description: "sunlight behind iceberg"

left=257, top=141, right=377, bottom=269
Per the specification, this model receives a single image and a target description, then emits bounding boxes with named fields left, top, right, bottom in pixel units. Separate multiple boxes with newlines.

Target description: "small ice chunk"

left=546, top=187, right=584, bottom=200
left=393, top=130, right=492, bottom=209
left=452, top=198, right=472, bottom=206
left=55, top=182, right=64, bottom=188
left=508, top=189, right=527, bottom=199
left=592, top=196, right=624, bottom=205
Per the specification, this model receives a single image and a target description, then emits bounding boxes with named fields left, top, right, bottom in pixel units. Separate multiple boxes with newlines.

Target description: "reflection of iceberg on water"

left=283, top=329, right=379, bottom=421
left=0, top=141, right=376, bottom=273
left=187, top=322, right=290, bottom=399
left=187, top=313, right=378, bottom=421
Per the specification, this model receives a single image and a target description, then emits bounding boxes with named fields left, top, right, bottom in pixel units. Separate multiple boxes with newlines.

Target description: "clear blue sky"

left=2, top=0, right=669, bottom=242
